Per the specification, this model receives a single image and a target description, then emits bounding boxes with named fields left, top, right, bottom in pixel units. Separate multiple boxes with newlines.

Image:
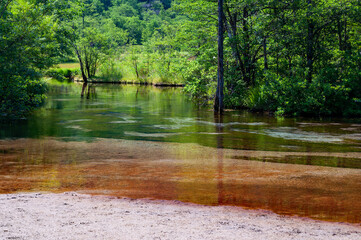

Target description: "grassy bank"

left=52, top=49, right=188, bottom=86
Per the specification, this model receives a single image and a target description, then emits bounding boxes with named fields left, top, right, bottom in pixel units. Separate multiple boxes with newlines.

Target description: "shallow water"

left=0, top=82, right=360, bottom=223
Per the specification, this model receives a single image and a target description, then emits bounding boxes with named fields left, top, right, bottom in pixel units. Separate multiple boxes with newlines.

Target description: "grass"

left=55, top=53, right=187, bottom=85
left=57, top=63, right=80, bottom=69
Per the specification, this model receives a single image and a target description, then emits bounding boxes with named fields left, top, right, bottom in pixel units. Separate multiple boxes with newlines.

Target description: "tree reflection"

left=80, top=82, right=97, bottom=99
left=214, top=113, right=224, bottom=204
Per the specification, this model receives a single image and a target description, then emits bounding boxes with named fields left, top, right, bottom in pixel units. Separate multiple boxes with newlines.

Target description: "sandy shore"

left=0, top=193, right=360, bottom=240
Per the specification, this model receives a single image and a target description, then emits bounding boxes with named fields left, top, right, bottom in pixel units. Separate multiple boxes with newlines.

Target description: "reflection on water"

left=0, top=82, right=361, bottom=223
left=1, top=82, right=361, bottom=153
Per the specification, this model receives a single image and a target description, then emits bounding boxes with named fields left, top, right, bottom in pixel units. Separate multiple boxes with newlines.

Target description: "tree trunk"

left=306, top=0, right=314, bottom=83
left=134, top=59, right=139, bottom=79
left=224, top=6, right=244, bottom=75
left=85, top=49, right=91, bottom=79
left=214, top=0, right=224, bottom=113
left=243, top=6, right=252, bottom=86
left=73, top=43, right=88, bottom=83
left=79, top=59, right=88, bottom=83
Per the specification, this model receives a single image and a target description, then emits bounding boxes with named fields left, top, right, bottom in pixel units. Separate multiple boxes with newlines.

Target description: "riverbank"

left=74, top=79, right=185, bottom=87
left=0, top=192, right=359, bottom=240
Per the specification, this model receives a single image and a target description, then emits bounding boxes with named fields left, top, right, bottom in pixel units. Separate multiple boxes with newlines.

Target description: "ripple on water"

left=188, top=132, right=228, bottom=135
left=86, top=102, right=107, bottom=106
left=164, top=117, right=225, bottom=126
left=107, top=116, right=139, bottom=124
left=232, top=127, right=344, bottom=143
left=64, top=125, right=91, bottom=132
left=97, top=112, right=135, bottom=117
left=164, top=117, right=196, bottom=124
left=239, top=122, right=268, bottom=126
left=195, top=121, right=267, bottom=127
left=124, top=131, right=181, bottom=138
left=97, top=112, right=142, bottom=120
left=263, top=128, right=343, bottom=143
left=109, top=120, right=138, bottom=124
left=298, top=122, right=345, bottom=127
left=165, top=117, right=266, bottom=127
left=59, top=119, right=91, bottom=124
left=344, top=133, right=361, bottom=141
left=340, top=127, right=359, bottom=132
left=280, top=145, right=302, bottom=150
left=152, top=124, right=190, bottom=130
left=194, top=121, right=236, bottom=127
left=297, top=122, right=330, bottom=127
left=51, top=98, right=73, bottom=101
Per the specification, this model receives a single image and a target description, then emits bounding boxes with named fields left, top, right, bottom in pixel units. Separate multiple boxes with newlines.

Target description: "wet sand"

left=0, top=192, right=360, bottom=240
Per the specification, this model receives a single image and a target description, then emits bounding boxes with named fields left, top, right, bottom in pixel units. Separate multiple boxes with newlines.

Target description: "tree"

left=66, top=2, right=114, bottom=82
left=0, top=0, right=69, bottom=119
left=214, top=0, right=224, bottom=113
left=178, top=0, right=361, bottom=116
left=72, top=26, right=111, bottom=82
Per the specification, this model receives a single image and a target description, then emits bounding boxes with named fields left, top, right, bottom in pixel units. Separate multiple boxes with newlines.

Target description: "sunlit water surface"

left=0, top=82, right=360, bottom=223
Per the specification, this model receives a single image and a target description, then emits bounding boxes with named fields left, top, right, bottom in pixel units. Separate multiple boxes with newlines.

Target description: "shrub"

left=45, top=68, right=79, bottom=82
left=0, top=76, right=47, bottom=119
left=244, top=71, right=358, bottom=117
left=98, top=60, right=123, bottom=82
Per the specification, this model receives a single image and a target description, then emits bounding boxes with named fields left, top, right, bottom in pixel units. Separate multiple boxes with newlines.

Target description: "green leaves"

left=0, top=0, right=67, bottom=119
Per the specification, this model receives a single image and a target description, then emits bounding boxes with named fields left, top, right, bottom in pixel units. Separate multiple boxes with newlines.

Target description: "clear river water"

left=0, top=82, right=360, bottom=223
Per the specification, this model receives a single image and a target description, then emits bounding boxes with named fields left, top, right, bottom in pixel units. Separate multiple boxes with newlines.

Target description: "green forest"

left=1, top=0, right=361, bottom=119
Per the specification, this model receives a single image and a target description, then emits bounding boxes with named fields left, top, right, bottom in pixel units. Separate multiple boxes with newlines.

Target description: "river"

left=0, top=82, right=360, bottom=223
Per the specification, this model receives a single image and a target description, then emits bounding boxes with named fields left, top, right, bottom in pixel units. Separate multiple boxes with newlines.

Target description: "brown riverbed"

left=1, top=137, right=360, bottom=223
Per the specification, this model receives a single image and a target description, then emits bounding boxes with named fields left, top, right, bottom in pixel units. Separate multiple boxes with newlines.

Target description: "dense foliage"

left=180, top=0, right=361, bottom=116
left=1, top=0, right=361, bottom=118
left=0, top=0, right=72, bottom=118
left=60, top=0, right=191, bottom=83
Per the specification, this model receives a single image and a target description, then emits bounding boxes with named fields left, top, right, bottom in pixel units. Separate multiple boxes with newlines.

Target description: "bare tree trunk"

left=214, top=0, right=224, bottom=113
left=85, top=49, right=91, bottom=79
left=73, top=43, right=88, bottom=83
left=243, top=6, right=251, bottom=86
left=306, top=0, right=314, bottom=83
left=224, top=5, right=244, bottom=75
